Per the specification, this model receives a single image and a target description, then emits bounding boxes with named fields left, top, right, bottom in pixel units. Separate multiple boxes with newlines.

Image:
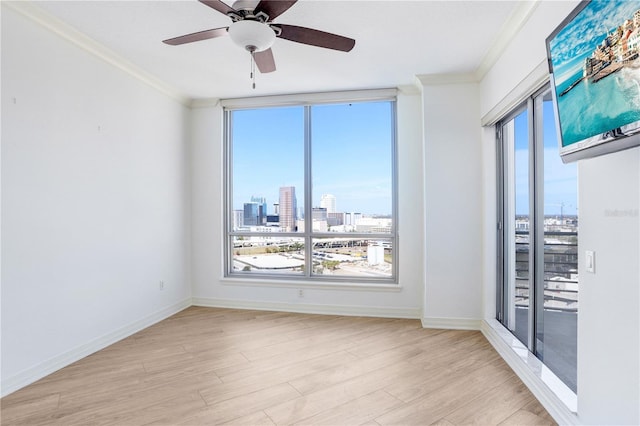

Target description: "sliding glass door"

left=497, top=85, right=578, bottom=392
left=500, top=105, right=531, bottom=347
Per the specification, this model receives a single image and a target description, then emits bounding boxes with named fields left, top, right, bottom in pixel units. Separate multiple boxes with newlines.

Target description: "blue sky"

left=514, top=101, right=578, bottom=216
left=233, top=97, right=577, bottom=218
left=231, top=101, right=393, bottom=216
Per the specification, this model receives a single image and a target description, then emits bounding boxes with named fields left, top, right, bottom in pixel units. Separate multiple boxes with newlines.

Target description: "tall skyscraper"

left=251, top=196, right=268, bottom=224
left=279, top=186, right=297, bottom=232
left=243, top=202, right=259, bottom=226
left=320, top=194, right=336, bottom=213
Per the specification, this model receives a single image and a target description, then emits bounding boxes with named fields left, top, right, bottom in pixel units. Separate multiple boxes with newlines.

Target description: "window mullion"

left=496, top=124, right=505, bottom=322
left=532, top=91, right=546, bottom=357
left=224, top=110, right=233, bottom=275
left=304, top=105, right=313, bottom=278
left=390, top=101, right=399, bottom=278
left=526, top=97, right=537, bottom=352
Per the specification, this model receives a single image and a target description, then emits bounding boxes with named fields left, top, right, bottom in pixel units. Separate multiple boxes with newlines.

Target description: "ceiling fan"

left=163, top=0, right=356, bottom=87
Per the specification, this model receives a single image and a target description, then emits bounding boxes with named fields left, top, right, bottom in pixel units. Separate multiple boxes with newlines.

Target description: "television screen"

left=546, top=0, right=640, bottom=163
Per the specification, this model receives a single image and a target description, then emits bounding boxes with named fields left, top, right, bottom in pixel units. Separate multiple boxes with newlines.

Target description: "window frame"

left=496, top=82, right=579, bottom=394
left=223, top=90, right=399, bottom=285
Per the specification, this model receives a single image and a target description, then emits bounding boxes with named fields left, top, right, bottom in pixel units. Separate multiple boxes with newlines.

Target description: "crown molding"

left=475, top=0, right=541, bottom=81
left=3, top=1, right=191, bottom=107
left=190, top=98, right=222, bottom=109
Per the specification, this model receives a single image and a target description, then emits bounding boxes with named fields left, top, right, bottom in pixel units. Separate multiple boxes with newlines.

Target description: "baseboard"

left=481, top=319, right=580, bottom=425
left=192, top=297, right=421, bottom=319
left=1, top=298, right=192, bottom=398
left=421, top=317, right=482, bottom=330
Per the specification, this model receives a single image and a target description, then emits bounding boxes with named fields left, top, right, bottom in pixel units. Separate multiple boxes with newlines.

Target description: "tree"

left=322, top=260, right=340, bottom=271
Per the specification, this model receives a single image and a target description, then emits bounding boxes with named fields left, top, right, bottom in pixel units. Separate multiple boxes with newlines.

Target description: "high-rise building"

left=320, top=194, right=336, bottom=213
left=311, top=207, right=328, bottom=232
left=251, top=196, right=268, bottom=224
left=279, top=186, right=297, bottom=232
left=243, top=202, right=259, bottom=226
left=327, top=212, right=344, bottom=226
left=312, top=207, right=327, bottom=221
left=344, top=212, right=362, bottom=226
left=233, top=210, right=244, bottom=230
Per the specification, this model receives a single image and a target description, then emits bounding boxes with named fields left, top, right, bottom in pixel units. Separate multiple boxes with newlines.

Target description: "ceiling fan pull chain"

left=250, top=49, right=256, bottom=89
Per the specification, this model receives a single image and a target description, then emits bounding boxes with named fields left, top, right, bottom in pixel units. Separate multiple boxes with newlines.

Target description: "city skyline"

left=234, top=189, right=384, bottom=230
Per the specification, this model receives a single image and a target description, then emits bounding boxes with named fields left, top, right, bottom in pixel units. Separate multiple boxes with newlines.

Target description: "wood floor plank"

left=384, top=342, right=505, bottom=404
left=444, top=379, right=535, bottom=425
left=179, top=383, right=301, bottom=425
left=288, top=341, right=424, bottom=395
left=104, top=390, right=207, bottom=426
left=56, top=371, right=221, bottom=412
left=375, top=360, right=518, bottom=425
left=498, top=408, right=556, bottom=426
left=511, top=398, right=558, bottom=425
left=198, top=350, right=358, bottom=405
left=265, top=361, right=425, bottom=424
left=0, top=393, right=60, bottom=424
left=240, top=316, right=396, bottom=362
left=213, top=321, right=398, bottom=384
left=429, top=419, right=456, bottom=426
left=292, top=390, right=403, bottom=426
left=0, top=307, right=556, bottom=426
left=219, top=410, right=276, bottom=426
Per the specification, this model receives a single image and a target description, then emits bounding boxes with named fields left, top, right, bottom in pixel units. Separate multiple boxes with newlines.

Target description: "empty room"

left=2, top=0, right=639, bottom=425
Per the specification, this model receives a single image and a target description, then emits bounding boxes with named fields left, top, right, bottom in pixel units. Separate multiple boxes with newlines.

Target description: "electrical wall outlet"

left=298, top=289, right=304, bottom=298
left=159, top=280, right=165, bottom=290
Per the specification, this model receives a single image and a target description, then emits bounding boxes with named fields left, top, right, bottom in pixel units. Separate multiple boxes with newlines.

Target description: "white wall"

left=421, top=80, right=483, bottom=326
left=189, top=92, right=424, bottom=317
left=578, top=149, right=640, bottom=425
left=480, top=1, right=640, bottom=423
left=1, top=6, right=191, bottom=395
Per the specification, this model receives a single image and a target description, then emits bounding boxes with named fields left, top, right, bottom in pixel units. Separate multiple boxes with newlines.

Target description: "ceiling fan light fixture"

left=228, top=20, right=276, bottom=52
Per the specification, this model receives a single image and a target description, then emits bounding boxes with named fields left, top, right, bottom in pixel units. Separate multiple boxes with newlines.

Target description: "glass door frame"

left=496, top=84, right=551, bottom=355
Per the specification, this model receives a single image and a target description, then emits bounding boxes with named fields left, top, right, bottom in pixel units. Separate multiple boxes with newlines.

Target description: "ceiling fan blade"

left=198, top=0, right=236, bottom=15
left=276, top=24, right=355, bottom=52
left=163, top=27, right=228, bottom=45
left=254, top=0, right=297, bottom=20
left=255, top=48, right=276, bottom=73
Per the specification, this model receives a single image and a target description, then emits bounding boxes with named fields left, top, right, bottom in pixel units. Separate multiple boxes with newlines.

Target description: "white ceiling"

left=29, top=0, right=532, bottom=101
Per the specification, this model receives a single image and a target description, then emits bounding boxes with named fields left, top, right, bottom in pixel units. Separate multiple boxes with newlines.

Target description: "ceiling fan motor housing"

left=231, top=0, right=260, bottom=12
left=228, top=20, right=276, bottom=52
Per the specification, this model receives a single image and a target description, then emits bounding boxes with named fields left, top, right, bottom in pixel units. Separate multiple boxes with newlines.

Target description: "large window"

left=224, top=96, right=397, bottom=283
left=497, top=85, right=578, bottom=392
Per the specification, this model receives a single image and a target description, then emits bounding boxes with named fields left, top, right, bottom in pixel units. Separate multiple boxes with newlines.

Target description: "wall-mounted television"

left=546, top=0, right=640, bottom=163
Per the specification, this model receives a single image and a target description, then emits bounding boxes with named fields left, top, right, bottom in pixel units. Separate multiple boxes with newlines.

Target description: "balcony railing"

left=513, top=230, right=578, bottom=313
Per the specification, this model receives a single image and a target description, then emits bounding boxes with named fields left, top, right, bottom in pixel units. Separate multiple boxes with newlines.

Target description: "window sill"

left=220, top=276, right=403, bottom=292
left=482, top=319, right=579, bottom=424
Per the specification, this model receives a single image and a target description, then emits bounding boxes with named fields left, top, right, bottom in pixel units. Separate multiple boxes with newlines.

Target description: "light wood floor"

left=1, top=307, right=556, bottom=425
